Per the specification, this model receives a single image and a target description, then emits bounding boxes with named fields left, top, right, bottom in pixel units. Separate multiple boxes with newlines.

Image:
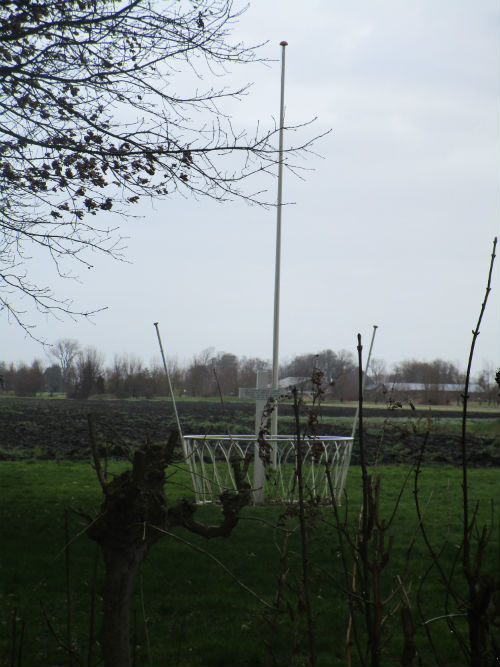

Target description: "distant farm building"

left=366, top=382, right=484, bottom=405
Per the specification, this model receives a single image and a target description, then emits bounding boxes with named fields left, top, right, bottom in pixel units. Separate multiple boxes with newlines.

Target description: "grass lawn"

left=1, top=460, right=498, bottom=666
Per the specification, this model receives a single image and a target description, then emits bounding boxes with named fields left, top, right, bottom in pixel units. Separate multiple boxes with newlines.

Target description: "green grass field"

left=1, top=459, right=498, bottom=666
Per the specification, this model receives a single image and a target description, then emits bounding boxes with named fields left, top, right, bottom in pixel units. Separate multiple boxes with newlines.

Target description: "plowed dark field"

left=0, top=396, right=498, bottom=466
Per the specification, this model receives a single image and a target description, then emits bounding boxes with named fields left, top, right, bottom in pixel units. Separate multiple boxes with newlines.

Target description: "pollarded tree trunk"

left=86, top=429, right=172, bottom=667
left=85, top=417, right=250, bottom=667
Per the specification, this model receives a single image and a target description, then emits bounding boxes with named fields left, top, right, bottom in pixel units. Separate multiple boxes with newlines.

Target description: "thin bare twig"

left=150, top=524, right=276, bottom=610
left=87, top=414, right=107, bottom=491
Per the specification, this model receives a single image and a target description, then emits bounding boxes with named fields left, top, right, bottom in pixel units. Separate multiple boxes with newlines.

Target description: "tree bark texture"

left=100, top=546, right=148, bottom=667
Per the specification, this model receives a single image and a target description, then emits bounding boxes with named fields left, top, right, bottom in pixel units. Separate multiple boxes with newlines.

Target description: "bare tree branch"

left=0, top=0, right=323, bottom=333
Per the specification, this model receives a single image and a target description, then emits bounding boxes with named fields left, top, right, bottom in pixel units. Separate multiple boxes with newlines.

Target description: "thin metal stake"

left=153, top=323, right=200, bottom=501
left=154, top=323, right=183, bottom=442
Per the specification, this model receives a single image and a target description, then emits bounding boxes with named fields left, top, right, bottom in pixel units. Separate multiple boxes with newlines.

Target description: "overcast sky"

left=3, top=0, right=499, bottom=378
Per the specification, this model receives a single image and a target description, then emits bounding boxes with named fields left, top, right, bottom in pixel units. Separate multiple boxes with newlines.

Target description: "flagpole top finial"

left=280, top=40, right=288, bottom=46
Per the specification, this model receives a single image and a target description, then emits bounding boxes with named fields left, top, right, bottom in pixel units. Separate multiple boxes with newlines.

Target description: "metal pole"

left=153, top=322, right=185, bottom=451
left=271, top=40, right=288, bottom=450
left=154, top=322, right=202, bottom=501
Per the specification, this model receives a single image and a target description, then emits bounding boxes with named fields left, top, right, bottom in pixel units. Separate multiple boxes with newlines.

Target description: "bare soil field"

left=0, top=396, right=498, bottom=466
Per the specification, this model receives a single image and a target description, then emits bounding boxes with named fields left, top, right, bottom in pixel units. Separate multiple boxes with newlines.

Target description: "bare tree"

left=48, top=338, right=80, bottom=391
left=0, top=361, right=14, bottom=391
left=68, top=346, right=104, bottom=398
left=12, top=358, right=45, bottom=395
left=280, top=349, right=357, bottom=399
left=391, top=359, right=461, bottom=386
left=44, top=363, right=63, bottom=394
left=281, top=352, right=318, bottom=378
left=238, top=355, right=268, bottom=388
left=0, top=0, right=319, bottom=337
left=477, top=363, right=498, bottom=405
left=368, top=357, right=387, bottom=386
left=106, top=354, right=153, bottom=398
left=213, top=351, right=239, bottom=395
left=184, top=347, right=215, bottom=396
left=389, top=358, right=463, bottom=403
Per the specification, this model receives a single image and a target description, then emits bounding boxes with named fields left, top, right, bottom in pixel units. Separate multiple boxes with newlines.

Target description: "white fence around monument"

left=183, top=434, right=354, bottom=504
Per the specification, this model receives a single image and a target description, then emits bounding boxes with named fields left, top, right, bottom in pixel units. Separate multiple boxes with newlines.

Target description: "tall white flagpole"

left=271, top=40, right=288, bottom=457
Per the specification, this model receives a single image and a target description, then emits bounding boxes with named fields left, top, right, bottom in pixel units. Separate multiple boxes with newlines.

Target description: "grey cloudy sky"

left=3, top=0, right=499, bottom=377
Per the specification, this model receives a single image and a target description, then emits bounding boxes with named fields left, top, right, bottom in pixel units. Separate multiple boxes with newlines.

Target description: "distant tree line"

left=0, top=339, right=497, bottom=405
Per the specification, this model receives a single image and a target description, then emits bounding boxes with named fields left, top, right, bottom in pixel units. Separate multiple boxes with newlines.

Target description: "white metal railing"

left=183, top=435, right=353, bottom=504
